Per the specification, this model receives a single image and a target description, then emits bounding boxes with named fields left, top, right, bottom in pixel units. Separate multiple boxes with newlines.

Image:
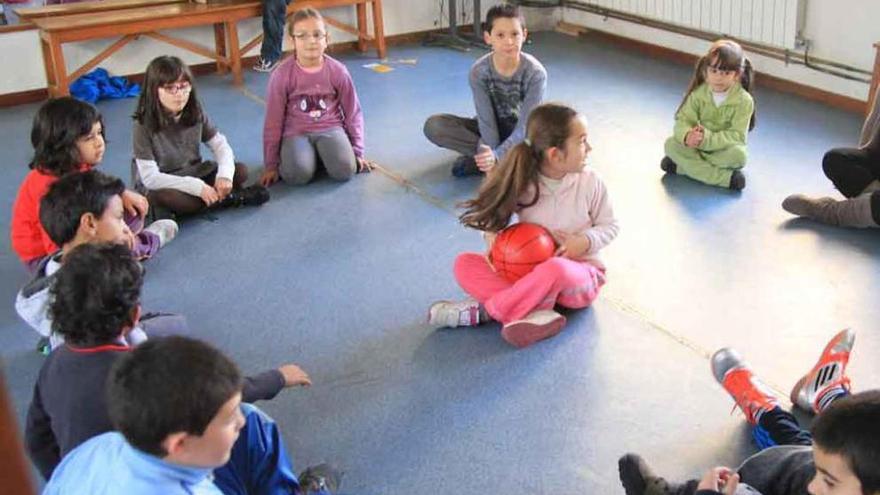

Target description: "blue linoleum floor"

left=0, top=31, right=877, bottom=493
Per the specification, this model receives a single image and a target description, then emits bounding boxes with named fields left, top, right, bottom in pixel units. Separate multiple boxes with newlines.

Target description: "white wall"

left=0, top=0, right=502, bottom=94
left=560, top=0, right=879, bottom=101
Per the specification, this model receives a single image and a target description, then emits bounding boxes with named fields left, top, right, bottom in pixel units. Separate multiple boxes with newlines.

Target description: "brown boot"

left=618, top=454, right=699, bottom=495
left=782, top=194, right=878, bottom=228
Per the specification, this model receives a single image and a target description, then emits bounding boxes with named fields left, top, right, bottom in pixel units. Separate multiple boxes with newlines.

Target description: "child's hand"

left=685, top=125, right=704, bottom=148
left=697, top=467, right=739, bottom=495
left=260, top=169, right=280, bottom=187
left=278, top=364, right=312, bottom=388
left=474, top=144, right=496, bottom=173
left=214, top=177, right=233, bottom=200
left=121, top=190, right=149, bottom=219
left=357, top=157, right=376, bottom=174
left=552, top=230, right=591, bottom=259
left=200, top=184, right=220, bottom=206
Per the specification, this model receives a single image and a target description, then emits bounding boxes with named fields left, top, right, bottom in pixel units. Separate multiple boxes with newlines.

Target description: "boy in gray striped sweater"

left=424, top=3, right=547, bottom=177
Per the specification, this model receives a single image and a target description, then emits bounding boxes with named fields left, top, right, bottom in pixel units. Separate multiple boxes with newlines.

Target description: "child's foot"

left=711, top=348, right=779, bottom=425
left=253, top=57, right=279, bottom=73
left=618, top=453, right=698, bottom=495
left=500, top=309, right=566, bottom=348
left=790, top=329, right=854, bottom=414
left=298, top=463, right=343, bottom=493
left=451, top=156, right=480, bottom=177
left=659, top=156, right=677, bottom=174
left=144, top=219, right=179, bottom=248
left=729, top=170, right=746, bottom=190
left=218, top=185, right=271, bottom=208
left=427, top=299, right=485, bottom=328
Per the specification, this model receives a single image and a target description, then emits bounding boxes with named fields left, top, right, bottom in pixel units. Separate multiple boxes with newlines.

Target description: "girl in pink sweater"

left=428, top=103, right=619, bottom=348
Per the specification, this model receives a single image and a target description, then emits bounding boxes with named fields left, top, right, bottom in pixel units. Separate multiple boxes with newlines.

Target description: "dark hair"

left=108, top=336, right=242, bottom=457
left=30, top=97, right=104, bottom=176
left=40, top=170, right=125, bottom=247
left=677, top=39, right=756, bottom=131
left=812, top=391, right=880, bottom=495
left=133, top=56, right=203, bottom=132
left=287, top=7, right=324, bottom=36
left=485, top=3, right=525, bottom=33
left=459, top=103, right=578, bottom=232
left=48, top=243, right=142, bottom=346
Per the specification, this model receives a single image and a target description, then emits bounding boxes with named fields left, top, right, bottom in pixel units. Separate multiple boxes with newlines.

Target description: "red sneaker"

left=711, top=348, right=779, bottom=425
left=790, top=329, right=854, bottom=414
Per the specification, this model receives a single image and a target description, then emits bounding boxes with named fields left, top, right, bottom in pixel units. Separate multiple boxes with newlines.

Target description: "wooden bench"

left=25, top=0, right=385, bottom=97
left=14, top=0, right=184, bottom=21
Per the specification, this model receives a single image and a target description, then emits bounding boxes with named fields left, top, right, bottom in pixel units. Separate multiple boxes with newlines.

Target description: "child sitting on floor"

left=26, top=246, right=314, bottom=482
left=11, top=97, right=176, bottom=272
left=132, top=55, right=269, bottom=218
left=661, top=39, right=755, bottom=191
left=16, top=170, right=183, bottom=351
left=423, top=3, right=547, bottom=177
left=618, top=330, right=879, bottom=495
left=260, top=7, right=372, bottom=187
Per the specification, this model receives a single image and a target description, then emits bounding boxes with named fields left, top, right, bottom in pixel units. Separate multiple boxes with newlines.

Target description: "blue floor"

left=1, top=31, right=877, bottom=493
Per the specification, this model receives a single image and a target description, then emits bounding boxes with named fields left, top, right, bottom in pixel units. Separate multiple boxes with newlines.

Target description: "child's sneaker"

left=427, top=299, right=484, bottom=328
left=298, top=463, right=343, bottom=493
left=500, top=309, right=566, bottom=348
left=790, top=329, right=854, bottom=414
left=711, top=347, right=779, bottom=425
left=729, top=170, right=746, bottom=190
left=618, top=453, right=699, bottom=495
left=253, top=57, right=279, bottom=72
left=218, top=186, right=271, bottom=208
left=144, top=219, right=179, bottom=248
left=451, top=156, right=480, bottom=177
left=659, top=156, right=677, bottom=174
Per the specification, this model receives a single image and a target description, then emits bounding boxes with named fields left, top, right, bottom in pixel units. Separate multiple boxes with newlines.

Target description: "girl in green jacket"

left=662, top=39, right=756, bottom=190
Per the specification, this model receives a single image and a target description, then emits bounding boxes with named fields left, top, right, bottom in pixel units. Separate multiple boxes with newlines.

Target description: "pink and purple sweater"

left=263, top=55, right=365, bottom=171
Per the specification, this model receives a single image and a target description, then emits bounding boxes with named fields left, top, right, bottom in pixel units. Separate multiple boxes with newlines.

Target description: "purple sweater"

left=263, top=55, right=365, bottom=170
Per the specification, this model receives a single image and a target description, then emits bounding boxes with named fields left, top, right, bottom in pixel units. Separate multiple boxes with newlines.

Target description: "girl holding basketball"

left=428, top=102, right=619, bottom=348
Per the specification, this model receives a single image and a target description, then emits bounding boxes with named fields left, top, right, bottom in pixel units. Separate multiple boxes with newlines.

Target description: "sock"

left=817, top=386, right=849, bottom=412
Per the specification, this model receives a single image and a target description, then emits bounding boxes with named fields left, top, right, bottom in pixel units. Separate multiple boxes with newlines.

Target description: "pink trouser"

left=453, top=253, right=606, bottom=324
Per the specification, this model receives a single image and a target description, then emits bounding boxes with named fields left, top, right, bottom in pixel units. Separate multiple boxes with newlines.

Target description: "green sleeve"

left=673, top=92, right=701, bottom=144
left=699, top=95, right=754, bottom=152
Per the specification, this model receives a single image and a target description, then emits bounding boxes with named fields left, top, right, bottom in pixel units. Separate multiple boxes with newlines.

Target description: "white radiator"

left=579, top=0, right=803, bottom=49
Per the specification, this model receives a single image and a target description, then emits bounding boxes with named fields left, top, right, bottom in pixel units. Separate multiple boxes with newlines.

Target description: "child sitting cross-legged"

left=15, top=170, right=185, bottom=352
left=618, top=330, right=879, bottom=495
left=27, top=244, right=316, bottom=485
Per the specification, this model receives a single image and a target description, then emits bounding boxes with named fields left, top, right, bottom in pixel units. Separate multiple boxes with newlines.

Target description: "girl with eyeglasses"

left=661, top=39, right=756, bottom=190
left=132, top=56, right=270, bottom=219
left=260, top=7, right=371, bottom=188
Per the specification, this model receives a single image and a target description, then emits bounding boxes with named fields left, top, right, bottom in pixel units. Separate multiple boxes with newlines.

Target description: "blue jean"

left=213, top=404, right=330, bottom=495
left=261, top=0, right=292, bottom=62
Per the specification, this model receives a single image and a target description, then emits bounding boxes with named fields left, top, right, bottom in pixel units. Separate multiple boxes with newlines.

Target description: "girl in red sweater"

left=11, top=98, right=177, bottom=272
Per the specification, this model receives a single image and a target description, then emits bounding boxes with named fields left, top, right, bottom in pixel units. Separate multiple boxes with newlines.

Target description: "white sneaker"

left=145, top=219, right=179, bottom=248
left=501, top=310, right=566, bottom=348
left=427, top=299, right=483, bottom=328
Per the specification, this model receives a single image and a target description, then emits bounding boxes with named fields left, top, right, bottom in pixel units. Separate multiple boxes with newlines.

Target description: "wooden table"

left=27, top=0, right=386, bottom=97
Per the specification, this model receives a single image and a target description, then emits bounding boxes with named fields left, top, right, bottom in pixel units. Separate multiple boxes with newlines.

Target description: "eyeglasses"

left=159, top=81, right=192, bottom=95
left=292, top=31, right=327, bottom=41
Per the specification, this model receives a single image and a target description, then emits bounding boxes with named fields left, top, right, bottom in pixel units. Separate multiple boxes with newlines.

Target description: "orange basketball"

left=490, top=223, right=556, bottom=283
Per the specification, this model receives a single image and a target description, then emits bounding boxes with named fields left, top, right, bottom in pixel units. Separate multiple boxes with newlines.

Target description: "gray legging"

left=279, top=128, right=357, bottom=185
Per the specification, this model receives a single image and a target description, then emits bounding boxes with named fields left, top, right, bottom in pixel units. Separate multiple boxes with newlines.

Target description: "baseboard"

left=0, top=27, right=468, bottom=108
left=556, top=22, right=867, bottom=115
